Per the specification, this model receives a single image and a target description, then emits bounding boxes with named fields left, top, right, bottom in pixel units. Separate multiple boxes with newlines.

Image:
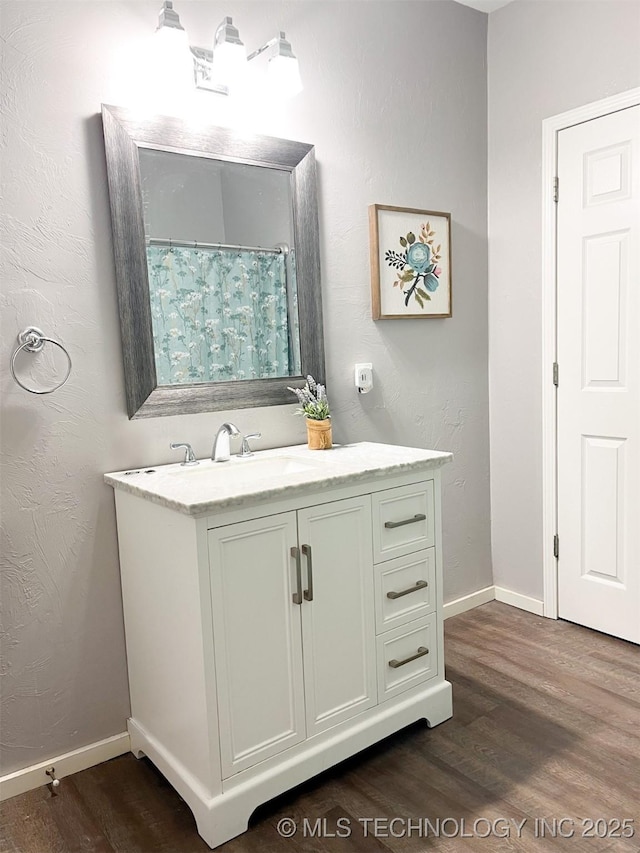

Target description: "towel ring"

left=10, top=327, right=72, bottom=395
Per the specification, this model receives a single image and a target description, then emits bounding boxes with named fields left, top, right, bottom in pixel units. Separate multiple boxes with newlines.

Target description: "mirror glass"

left=139, top=150, right=301, bottom=385
left=101, top=104, right=324, bottom=419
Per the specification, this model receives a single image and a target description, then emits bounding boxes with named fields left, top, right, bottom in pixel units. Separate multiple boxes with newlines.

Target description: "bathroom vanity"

left=106, top=442, right=453, bottom=849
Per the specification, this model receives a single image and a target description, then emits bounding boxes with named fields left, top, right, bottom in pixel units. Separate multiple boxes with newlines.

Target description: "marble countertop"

left=105, top=442, right=453, bottom=517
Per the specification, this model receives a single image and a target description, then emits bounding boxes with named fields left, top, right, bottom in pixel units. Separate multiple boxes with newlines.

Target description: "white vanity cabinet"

left=209, top=496, right=376, bottom=779
left=107, top=443, right=452, bottom=849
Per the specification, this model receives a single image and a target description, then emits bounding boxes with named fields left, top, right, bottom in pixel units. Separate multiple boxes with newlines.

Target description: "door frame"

left=541, top=87, right=640, bottom=619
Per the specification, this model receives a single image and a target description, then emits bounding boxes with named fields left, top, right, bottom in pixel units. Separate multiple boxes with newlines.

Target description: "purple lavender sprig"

left=288, top=375, right=330, bottom=420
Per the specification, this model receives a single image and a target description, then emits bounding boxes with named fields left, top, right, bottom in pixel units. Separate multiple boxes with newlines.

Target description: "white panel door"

left=297, top=496, right=377, bottom=735
left=557, top=105, right=640, bottom=643
left=208, top=513, right=306, bottom=777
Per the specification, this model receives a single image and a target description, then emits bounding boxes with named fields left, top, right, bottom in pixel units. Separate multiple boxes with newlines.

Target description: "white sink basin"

left=168, top=455, right=325, bottom=482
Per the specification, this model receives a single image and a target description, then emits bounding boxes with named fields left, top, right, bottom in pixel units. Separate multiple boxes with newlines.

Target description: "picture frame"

left=369, top=204, right=452, bottom=319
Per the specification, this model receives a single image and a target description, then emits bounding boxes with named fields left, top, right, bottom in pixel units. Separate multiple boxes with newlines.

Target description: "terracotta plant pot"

left=306, top=418, right=332, bottom=450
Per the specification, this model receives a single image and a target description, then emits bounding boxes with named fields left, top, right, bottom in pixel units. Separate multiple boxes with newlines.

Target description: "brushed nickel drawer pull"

left=384, top=513, right=426, bottom=529
left=291, top=546, right=303, bottom=605
left=301, top=544, right=313, bottom=602
left=387, top=579, right=428, bottom=600
left=388, top=646, right=429, bottom=668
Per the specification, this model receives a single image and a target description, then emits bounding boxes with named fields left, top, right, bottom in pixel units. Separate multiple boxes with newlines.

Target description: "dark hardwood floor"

left=2, top=602, right=639, bottom=852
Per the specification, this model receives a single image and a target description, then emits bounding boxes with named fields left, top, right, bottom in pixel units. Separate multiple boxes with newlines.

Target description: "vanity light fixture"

left=210, top=17, right=246, bottom=92
left=154, top=1, right=303, bottom=98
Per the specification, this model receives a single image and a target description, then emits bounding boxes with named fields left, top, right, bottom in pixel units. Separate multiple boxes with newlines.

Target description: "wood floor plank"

left=314, top=806, right=394, bottom=853
left=447, top=643, right=640, bottom=738
left=446, top=677, right=501, bottom=727
left=45, top=778, right=115, bottom=853
left=447, top=614, right=640, bottom=704
left=472, top=702, right=640, bottom=803
left=2, top=602, right=638, bottom=852
left=345, top=740, right=534, bottom=853
left=445, top=656, right=640, bottom=763
left=69, top=751, right=209, bottom=852
left=0, top=787, right=68, bottom=853
left=466, top=714, right=637, bottom=825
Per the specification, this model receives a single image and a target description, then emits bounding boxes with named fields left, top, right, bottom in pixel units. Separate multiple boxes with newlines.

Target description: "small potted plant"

left=288, top=375, right=332, bottom=450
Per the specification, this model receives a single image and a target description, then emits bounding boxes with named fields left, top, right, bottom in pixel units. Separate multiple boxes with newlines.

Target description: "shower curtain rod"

left=147, top=237, right=286, bottom=255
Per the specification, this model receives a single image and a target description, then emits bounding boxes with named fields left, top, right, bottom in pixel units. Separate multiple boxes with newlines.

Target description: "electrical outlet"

left=355, top=363, right=373, bottom=394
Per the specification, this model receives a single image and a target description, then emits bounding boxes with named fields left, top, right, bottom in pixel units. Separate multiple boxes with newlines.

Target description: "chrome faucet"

left=170, top=442, right=198, bottom=466
left=212, top=422, right=240, bottom=462
left=238, top=432, right=262, bottom=458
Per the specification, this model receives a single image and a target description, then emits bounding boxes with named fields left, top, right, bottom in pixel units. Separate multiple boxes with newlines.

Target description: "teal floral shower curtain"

left=146, top=245, right=300, bottom=385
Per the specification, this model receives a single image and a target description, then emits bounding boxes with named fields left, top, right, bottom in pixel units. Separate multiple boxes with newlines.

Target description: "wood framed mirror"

left=101, top=104, right=324, bottom=418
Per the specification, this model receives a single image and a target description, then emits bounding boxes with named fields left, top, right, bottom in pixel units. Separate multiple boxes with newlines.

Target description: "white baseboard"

left=444, top=585, right=545, bottom=619
left=443, top=585, right=495, bottom=619
left=0, top=732, right=130, bottom=802
left=494, top=586, right=544, bottom=616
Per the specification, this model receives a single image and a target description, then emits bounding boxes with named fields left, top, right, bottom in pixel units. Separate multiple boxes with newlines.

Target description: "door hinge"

left=553, top=176, right=559, bottom=203
left=553, top=362, right=559, bottom=387
left=553, top=534, right=559, bottom=559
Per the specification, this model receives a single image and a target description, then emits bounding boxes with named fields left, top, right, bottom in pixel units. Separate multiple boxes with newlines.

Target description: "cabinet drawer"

left=377, top=615, right=437, bottom=702
left=375, top=549, right=435, bottom=634
left=372, top=482, right=435, bottom=563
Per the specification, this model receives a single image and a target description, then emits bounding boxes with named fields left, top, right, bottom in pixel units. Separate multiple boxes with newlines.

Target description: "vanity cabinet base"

left=129, top=678, right=452, bottom=850
left=108, top=451, right=454, bottom=851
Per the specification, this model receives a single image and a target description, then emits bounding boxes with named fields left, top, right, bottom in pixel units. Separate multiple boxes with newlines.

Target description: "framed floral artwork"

left=369, top=204, right=452, bottom=319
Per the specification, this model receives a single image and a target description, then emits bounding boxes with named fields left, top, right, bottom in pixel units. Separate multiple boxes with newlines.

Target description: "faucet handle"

left=239, top=432, right=262, bottom=458
left=170, top=442, right=199, bottom=466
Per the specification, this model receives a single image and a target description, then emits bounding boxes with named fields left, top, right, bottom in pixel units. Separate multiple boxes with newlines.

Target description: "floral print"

left=384, top=221, right=443, bottom=309
left=147, top=246, right=300, bottom=385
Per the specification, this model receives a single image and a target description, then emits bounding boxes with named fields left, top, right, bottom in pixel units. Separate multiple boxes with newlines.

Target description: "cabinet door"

left=298, top=496, right=376, bottom=736
left=208, top=513, right=305, bottom=778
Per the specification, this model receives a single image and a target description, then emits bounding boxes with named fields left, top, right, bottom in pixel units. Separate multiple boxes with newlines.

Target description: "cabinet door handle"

left=291, top=546, right=303, bottom=605
left=388, top=646, right=429, bottom=668
left=384, top=513, right=426, bottom=529
left=301, top=544, right=313, bottom=601
left=386, top=579, right=428, bottom=600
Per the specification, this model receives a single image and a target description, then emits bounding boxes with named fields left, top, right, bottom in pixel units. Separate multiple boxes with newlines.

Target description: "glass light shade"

left=267, top=54, right=303, bottom=98
left=212, top=41, right=247, bottom=90
left=153, top=25, right=193, bottom=105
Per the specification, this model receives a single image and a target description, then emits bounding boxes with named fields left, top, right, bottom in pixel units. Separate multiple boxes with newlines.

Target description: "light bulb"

left=152, top=23, right=193, bottom=112
left=211, top=17, right=247, bottom=93
left=212, top=41, right=247, bottom=90
left=268, top=54, right=303, bottom=98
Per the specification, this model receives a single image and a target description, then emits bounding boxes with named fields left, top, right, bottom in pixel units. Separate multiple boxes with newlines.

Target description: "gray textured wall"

left=488, top=0, right=640, bottom=600
left=0, top=0, right=490, bottom=775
